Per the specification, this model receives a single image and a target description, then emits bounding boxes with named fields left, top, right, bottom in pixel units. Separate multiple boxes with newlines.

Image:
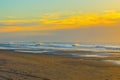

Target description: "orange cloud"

left=0, top=11, right=120, bottom=33
left=0, top=26, right=23, bottom=33
left=40, top=12, right=120, bottom=25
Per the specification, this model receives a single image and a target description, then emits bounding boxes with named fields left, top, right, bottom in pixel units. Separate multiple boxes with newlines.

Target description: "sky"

left=0, top=0, right=120, bottom=43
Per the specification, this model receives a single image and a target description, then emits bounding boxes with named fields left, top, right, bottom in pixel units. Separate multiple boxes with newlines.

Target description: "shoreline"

left=0, top=50, right=120, bottom=80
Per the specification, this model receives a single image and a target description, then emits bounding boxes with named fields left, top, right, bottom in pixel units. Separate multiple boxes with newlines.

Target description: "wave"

left=0, top=42, right=120, bottom=53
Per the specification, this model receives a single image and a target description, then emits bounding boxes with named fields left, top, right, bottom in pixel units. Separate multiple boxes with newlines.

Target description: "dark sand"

left=0, top=50, right=120, bottom=80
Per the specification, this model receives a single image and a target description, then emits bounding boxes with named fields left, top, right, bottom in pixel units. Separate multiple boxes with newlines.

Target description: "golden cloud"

left=0, top=11, right=120, bottom=33
left=40, top=12, right=120, bottom=25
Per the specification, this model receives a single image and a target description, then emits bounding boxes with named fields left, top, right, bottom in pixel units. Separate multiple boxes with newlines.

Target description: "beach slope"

left=0, top=51, right=120, bottom=80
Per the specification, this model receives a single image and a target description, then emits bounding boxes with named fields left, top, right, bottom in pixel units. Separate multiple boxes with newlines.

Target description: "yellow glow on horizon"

left=0, top=11, right=120, bottom=33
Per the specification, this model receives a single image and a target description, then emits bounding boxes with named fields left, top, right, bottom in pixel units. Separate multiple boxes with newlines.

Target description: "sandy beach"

left=0, top=50, right=120, bottom=80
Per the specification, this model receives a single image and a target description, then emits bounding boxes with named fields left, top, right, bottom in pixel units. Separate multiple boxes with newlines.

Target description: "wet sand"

left=0, top=50, right=120, bottom=80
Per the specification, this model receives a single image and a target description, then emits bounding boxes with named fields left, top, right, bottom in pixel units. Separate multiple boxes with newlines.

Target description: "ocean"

left=0, top=42, right=120, bottom=65
left=0, top=42, right=120, bottom=56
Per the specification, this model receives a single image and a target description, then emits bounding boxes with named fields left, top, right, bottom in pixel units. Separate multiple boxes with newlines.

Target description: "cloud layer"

left=0, top=11, right=120, bottom=33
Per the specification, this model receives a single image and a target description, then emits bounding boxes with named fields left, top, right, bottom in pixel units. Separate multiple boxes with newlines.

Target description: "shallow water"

left=0, top=42, right=120, bottom=65
left=0, top=42, right=120, bottom=56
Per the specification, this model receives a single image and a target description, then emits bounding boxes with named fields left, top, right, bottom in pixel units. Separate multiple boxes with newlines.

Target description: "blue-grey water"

left=0, top=42, right=120, bottom=65
left=0, top=42, right=120, bottom=56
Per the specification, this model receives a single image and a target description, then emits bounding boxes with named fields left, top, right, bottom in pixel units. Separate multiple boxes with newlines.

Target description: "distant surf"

left=0, top=42, right=120, bottom=57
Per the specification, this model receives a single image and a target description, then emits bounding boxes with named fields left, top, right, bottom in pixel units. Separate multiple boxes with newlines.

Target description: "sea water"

left=0, top=42, right=120, bottom=65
